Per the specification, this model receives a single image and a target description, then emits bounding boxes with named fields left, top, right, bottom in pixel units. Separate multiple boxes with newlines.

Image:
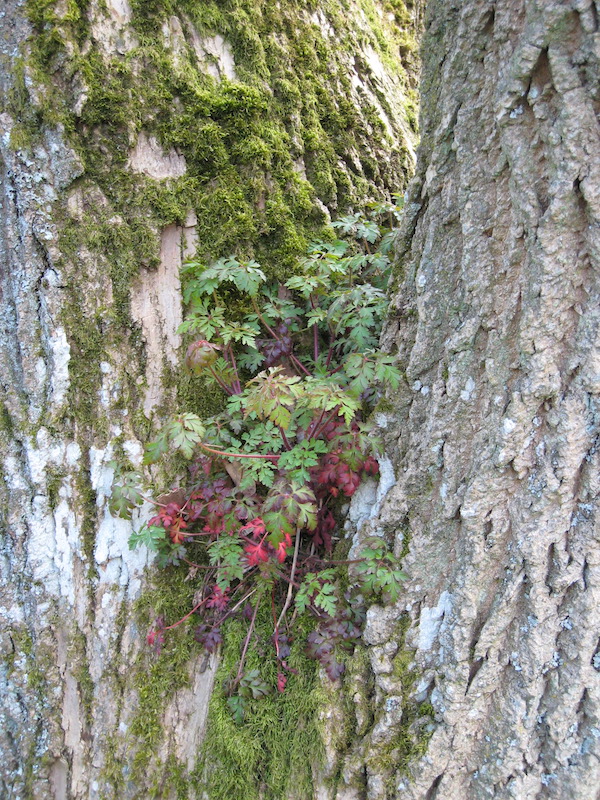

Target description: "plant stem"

left=312, top=407, right=340, bottom=440
left=251, top=297, right=280, bottom=340
left=226, top=345, right=242, bottom=394
left=235, top=592, right=262, bottom=683
left=214, top=588, right=257, bottom=627
left=276, top=529, right=301, bottom=630
left=289, top=353, right=312, bottom=377
left=208, top=365, right=234, bottom=395
left=199, top=442, right=279, bottom=460
left=251, top=297, right=312, bottom=377
left=164, top=596, right=208, bottom=631
left=309, top=294, right=319, bottom=361
left=278, top=426, right=293, bottom=451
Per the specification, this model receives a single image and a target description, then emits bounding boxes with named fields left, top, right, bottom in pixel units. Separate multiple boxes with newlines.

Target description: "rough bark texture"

left=0, top=1, right=419, bottom=798
left=326, top=0, right=600, bottom=798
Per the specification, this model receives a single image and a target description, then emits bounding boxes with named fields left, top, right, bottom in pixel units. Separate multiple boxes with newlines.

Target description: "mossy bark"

left=0, top=1, right=419, bottom=798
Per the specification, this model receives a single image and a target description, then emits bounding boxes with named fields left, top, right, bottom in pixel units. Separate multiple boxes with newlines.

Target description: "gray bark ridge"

left=351, top=1, right=600, bottom=798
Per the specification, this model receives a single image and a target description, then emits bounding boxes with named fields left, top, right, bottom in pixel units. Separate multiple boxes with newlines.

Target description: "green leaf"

left=278, top=439, right=327, bottom=483
left=128, top=524, right=167, bottom=551
left=263, top=480, right=318, bottom=533
left=354, top=541, right=408, bottom=603
left=177, top=300, right=226, bottom=340
left=220, top=321, right=260, bottom=347
left=167, top=413, right=206, bottom=459
left=109, top=468, right=144, bottom=518
left=237, top=348, right=265, bottom=371
left=306, top=308, right=328, bottom=327
left=208, top=535, right=244, bottom=589
left=331, top=213, right=362, bottom=235
left=297, top=378, right=360, bottom=425
left=239, top=669, right=270, bottom=699
left=355, top=219, right=380, bottom=243
left=143, top=430, right=170, bottom=465
left=242, top=367, right=303, bottom=430
left=295, top=570, right=337, bottom=615
left=227, top=695, right=246, bottom=725
left=314, top=582, right=337, bottom=616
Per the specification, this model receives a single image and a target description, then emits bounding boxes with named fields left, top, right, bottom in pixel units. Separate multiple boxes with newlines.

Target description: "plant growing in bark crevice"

left=112, top=201, right=408, bottom=720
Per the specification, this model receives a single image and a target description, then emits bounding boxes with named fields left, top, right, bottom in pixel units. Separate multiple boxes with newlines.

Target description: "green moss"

left=124, top=573, right=322, bottom=799
left=127, top=567, right=202, bottom=770
left=70, top=627, right=95, bottom=726
left=46, top=467, right=66, bottom=511
left=0, top=403, right=14, bottom=436
left=365, top=614, right=434, bottom=785
left=194, top=609, right=322, bottom=800
left=73, top=461, right=98, bottom=579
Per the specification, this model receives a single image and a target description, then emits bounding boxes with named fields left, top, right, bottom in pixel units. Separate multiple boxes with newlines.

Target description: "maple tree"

left=111, top=202, right=408, bottom=721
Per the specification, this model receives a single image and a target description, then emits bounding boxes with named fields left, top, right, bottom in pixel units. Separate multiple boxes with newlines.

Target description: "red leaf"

left=274, top=533, right=292, bottom=563
left=244, top=541, right=269, bottom=566
left=240, top=517, right=266, bottom=538
left=206, top=586, right=230, bottom=611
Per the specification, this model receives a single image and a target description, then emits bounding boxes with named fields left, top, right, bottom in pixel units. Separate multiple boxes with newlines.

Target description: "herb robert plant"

left=111, top=201, right=408, bottom=722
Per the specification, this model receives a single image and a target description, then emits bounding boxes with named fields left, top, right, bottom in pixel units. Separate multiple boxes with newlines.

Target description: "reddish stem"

left=312, top=407, right=341, bottom=440
left=208, top=365, right=234, bottom=396
left=278, top=426, right=293, bottom=451
left=226, top=344, right=242, bottom=394
left=199, top=442, right=279, bottom=460
left=310, top=294, right=319, bottom=362
left=164, top=596, right=208, bottom=631
left=251, top=297, right=312, bottom=377
left=289, top=353, right=312, bottom=377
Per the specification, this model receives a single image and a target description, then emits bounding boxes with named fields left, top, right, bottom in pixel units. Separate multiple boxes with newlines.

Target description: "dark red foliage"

left=313, top=450, right=363, bottom=499
left=272, top=631, right=291, bottom=660
left=313, top=507, right=336, bottom=551
left=257, top=321, right=294, bottom=368
left=306, top=600, right=365, bottom=680
left=274, top=532, right=292, bottom=563
left=363, top=456, right=379, bottom=476
left=206, top=585, right=230, bottom=611
left=194, top=624, right=222, bottom=654
left=240, top=517, right=266, bottom=538
left=149, top=503, right=188, bottom=544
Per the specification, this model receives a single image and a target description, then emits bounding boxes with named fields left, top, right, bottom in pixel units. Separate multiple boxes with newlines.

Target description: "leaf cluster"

left=111, top=201, right=408, bottom=717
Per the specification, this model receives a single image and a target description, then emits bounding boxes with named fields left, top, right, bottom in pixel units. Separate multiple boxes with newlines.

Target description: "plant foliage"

left=112, top=203, right=408, bottom=718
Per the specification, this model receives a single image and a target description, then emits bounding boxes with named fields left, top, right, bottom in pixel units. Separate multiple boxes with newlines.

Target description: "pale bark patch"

left=127, top=132, right=187, bottom=181
left=130, top=223, right=185, bottom=415
left=161, top=653, right=219, bottom=771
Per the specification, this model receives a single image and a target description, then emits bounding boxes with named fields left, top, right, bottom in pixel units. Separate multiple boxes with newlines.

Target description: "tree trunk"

left=0, top=1, right=419, bottom=798
left=324, top=0, right=600, bottom=798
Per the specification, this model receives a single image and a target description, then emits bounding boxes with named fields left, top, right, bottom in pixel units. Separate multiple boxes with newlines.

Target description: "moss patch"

left=194, top=610, right=322, bottom=800
left=126, top=572, right=322, bottom=799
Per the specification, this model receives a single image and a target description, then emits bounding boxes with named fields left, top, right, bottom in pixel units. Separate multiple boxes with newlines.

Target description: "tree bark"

left=0, top=1, right=419, bottom=798
left=330, top=0, right=600, bottom=798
